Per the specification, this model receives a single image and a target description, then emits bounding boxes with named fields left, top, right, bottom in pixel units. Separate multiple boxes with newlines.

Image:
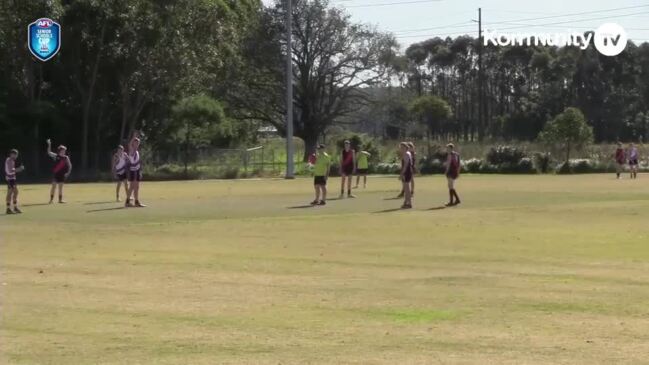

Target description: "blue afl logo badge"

left=28, top=18, right=61, bottom=62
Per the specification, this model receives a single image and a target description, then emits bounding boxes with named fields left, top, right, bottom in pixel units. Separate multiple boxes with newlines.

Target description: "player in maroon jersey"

left=614, top=142, right=626, bottom=179
left=46, top=139, right=72, bottom=204
left=399, top=142, right=413, bottom=209
left=5, top=149, right=25, bottom=214
left=339, top=140, right=356, bottom=198
left=444, top=143, right=461, bottom=207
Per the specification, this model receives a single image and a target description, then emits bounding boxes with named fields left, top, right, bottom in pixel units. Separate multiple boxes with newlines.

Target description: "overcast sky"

left=261, top=0, right=649, bottom=49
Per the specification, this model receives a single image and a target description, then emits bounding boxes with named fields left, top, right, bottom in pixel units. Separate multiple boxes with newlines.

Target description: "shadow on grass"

left=426, top=206, right=447, bottom=211
left=383, top=197, right=402, bottom=201
left=21, top=203, right=51, bottom=207
left=86, top=207, right=125, bottom=213
left=372, top=207, right=408, bottom=214
left=84, top=201, right=116, bottom=205
left=287, top=205, right=316, bottom=209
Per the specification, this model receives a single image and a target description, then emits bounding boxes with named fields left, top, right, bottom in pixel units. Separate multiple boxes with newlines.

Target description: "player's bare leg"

left=401, top=182, right=412, bottom=209
left=347, top=176, right=355, bottom=198
left=311, top=185, right=320, bottom=205
left=12, top=186, right=20, bottom=213
left=49, top=182, right=56, bottom=204
left=58, top=183, right=65, bottom=203
left=319, top=185, right=327, bottom=205
left=6, top=187, right=13, bottom=214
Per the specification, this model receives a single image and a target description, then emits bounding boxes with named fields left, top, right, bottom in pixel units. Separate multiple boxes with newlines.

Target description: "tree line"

left=1, top=0, right=648, bottom=177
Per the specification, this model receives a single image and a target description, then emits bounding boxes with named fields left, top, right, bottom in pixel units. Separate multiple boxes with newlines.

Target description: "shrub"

left=533, top=152, right=553, bottom=173
left=375, top=162, right=401, bottom=174
left=478, top=163, right=499, bottom=174
left=419, top=157, right=445, bottom=174
left=462, top=158, right=482, bottom=173
left=486, top=145, right=526, bottom=165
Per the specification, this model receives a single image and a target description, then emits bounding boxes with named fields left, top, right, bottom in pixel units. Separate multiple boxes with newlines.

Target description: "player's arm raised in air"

left=46, top=139, right=57, bottom=159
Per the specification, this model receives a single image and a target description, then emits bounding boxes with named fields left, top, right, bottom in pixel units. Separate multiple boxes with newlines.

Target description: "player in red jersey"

left=399, top=142, right=413, bottom=209
left=445, top=143, right=461, bottom=207
left=5, top=149, right=25, bottom=214
left=47, top=139, right=72, bottom=204
left=614, top=142, right=626, bottom=179
left=339, top=140, right=356, bottom=198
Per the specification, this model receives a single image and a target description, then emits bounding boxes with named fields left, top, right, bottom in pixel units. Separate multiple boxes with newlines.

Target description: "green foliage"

left=408, top=95, right=453, bottom=136
left=486, top=146, right=527, bottom=165
left=539, top=107, right=594, bottom=162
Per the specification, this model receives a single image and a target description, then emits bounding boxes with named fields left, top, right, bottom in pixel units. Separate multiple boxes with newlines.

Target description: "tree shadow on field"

left=84, top=201, right=116, bottom=205
left=86, top=207, right=126, bottom=213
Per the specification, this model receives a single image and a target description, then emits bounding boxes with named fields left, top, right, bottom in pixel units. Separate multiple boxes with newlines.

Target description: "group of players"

left=4, top=133, right=145, bottom=214
left=309, top=140, right=461, bottom=209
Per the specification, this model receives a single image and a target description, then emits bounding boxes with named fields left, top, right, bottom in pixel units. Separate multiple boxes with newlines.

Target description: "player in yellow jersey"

left=354, top=147, right=371, bottom=189
left=311, top=144, right=331, bottom=206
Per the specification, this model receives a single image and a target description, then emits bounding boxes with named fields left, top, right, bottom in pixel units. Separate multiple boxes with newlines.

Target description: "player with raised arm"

left=125, top=134, right=145, bottom=207
left=47, top=139, right=72, bottom=204
left=445, top=143, right=461, bottom=207
left=112, top=145, right=129, bottom=202
left=399, top=142, right=413, bottom=209
left=5, top=149, right=25, bottom=214
left=339, top=140, right=356, bottom=199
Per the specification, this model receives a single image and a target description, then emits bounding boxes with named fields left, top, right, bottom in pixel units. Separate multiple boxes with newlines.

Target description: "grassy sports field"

left=2, top=175, right=649, bottom=364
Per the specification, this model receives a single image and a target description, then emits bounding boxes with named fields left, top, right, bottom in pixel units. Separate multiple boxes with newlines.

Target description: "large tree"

left=239, top=0, right=398, bottom=160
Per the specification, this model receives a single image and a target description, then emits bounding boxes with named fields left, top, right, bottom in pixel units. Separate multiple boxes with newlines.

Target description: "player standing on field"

left=399, top=142, right=413, bottom=209
left=445, top=143, right=461, bottom=207
left=628, top=143, right=639, bottom=179
left=339, top=140, right=356, bottom=199
left=112, top=145, right=129, bottom=202
left=354, top=146, right=371, bottom=189
left=5, top=149, right=25, bottom=214
left=125, top=135, right=146, bottom=207
left=614, top=142, right=626, bottom=179
left=311, top=144, right=330, bottom=206
left=47, top=139, right=72, bottom=204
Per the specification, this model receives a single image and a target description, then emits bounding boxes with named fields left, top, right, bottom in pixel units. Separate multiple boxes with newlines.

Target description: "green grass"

left=2, top=174, right=649, bottom=364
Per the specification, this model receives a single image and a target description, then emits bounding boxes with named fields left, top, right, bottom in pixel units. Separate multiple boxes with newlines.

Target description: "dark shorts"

left=7, top=179, right=16, bottom=188
left=403, top=171, right=413, bottom=183
left=314, top=176, right=327, bottom=186
left=629, top=159, right=639, bottom=166
left=341, top=165, right=354, bottom=176
left=128, top=170, right=142, bottom=182
left=53, top=172, right=66, bottom=183
left=116, top=172, right=127, bottom=181
left=357, top=168, right=368, bottom=175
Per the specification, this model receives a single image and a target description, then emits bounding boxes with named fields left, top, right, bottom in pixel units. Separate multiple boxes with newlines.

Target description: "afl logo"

left=28, top=18, right=61, bottom=62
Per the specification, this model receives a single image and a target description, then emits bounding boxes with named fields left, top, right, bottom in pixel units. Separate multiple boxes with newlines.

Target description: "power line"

left=339, top=0, right=443, bottom=8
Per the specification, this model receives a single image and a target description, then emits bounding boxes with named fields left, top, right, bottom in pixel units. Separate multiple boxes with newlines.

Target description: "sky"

left=262, top=0, right=649, bottom=50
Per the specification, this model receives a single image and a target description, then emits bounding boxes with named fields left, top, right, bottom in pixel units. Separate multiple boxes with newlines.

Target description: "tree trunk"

left=302, top=134, right=317, bottom=163
left=184, top=121, right=191, bottom=178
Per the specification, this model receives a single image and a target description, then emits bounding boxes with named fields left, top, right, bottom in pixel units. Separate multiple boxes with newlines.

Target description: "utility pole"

left=477, top=7, right=484, bottom=142
left=285, top=0, right=295, bottom=179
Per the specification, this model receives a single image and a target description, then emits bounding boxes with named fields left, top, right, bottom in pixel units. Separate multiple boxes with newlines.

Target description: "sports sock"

left=448, top=190, right=454, bottom=204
